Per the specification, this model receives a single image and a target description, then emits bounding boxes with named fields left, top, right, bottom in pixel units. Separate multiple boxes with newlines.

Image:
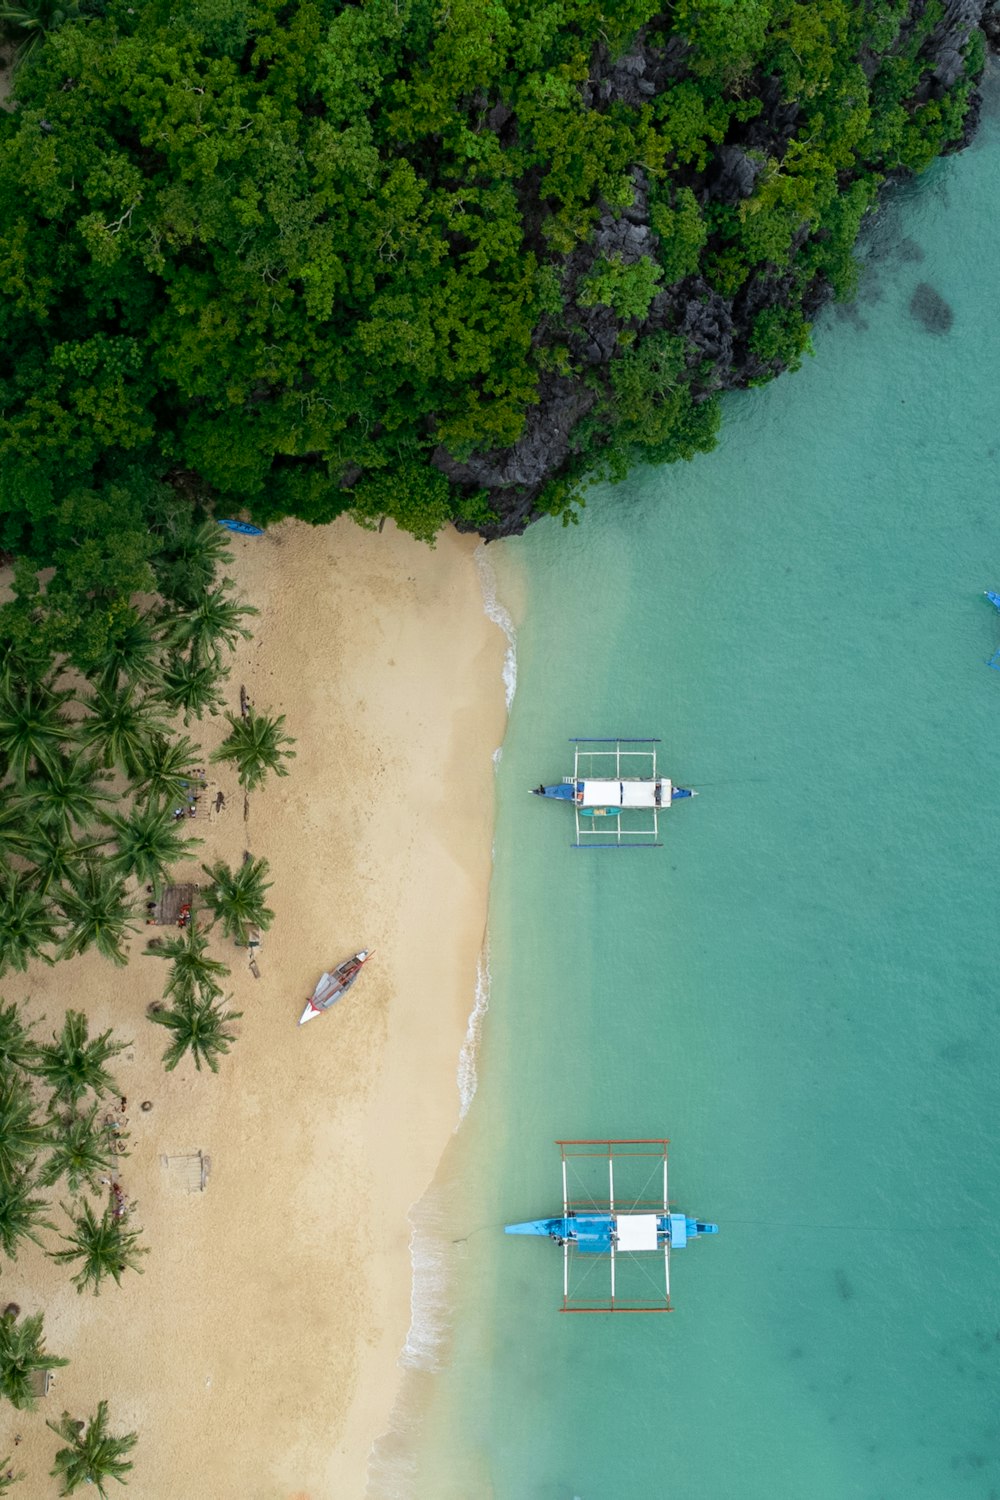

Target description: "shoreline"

left=4, top=517, right=509, bottom=1498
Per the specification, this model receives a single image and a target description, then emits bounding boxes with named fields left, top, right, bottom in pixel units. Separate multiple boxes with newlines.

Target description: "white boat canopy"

left=614, top=1214, right=660, bottom=1252
left=580, top=778, right=672, bottom=809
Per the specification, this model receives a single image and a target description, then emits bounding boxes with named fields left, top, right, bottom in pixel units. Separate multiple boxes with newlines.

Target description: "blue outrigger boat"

left=985, top=591, right=1000, bottom=668
left=532, top=738, right=695, bottom=847
left=505, top=1140, right=717, bottom=1312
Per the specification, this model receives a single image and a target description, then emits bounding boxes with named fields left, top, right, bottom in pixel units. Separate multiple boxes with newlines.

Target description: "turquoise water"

left=407, top=74, right=1000, bottom=1500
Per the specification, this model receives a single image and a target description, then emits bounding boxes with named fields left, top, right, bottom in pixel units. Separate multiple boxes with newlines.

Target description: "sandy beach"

left=3, top=518, right=508, bottom=1498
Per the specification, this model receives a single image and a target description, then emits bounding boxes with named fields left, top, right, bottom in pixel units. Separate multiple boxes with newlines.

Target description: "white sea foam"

left=367, top=1192, right=457, bottom=1498
left=475, top=542, right=517, bottom=710
left=371, top=550, right=508, bottom=1496
left=368, top=942, right=490, bottom=1496
left=456, top=945, right=490, bottom=1123
left=400, top=1197, right=452, bottom=1373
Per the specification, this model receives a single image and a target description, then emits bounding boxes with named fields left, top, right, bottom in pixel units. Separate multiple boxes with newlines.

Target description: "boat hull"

left=504, top=1213, right=717, bottom=1252
left=299, top=950, right=371, bottom=1026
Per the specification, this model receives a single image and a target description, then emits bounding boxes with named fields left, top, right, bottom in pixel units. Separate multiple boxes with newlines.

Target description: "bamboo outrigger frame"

left=568, top=739, right=665, bottom=848
left=557, top=1139, right=673, bottom=1313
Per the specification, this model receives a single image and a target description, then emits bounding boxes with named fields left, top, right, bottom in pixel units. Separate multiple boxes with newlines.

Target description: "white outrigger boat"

left=532, top=738, right=695, bottom=847
left=299, top=951, right=372, bottom=1026
left=505, top=1139, right=717, bottom=1312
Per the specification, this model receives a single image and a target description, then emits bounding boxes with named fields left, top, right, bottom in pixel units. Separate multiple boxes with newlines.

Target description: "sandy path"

left=2, top=518, right=507, bottom=1498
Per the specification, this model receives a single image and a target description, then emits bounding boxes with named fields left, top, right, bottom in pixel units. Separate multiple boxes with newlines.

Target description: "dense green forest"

left=0, top=0, right=991, bottom=569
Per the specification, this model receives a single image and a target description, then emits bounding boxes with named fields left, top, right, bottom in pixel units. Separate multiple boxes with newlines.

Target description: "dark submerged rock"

left=909, top=281, right=955, bottom=332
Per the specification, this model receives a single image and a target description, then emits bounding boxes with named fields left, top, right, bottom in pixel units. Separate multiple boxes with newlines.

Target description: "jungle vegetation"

left=0, top=513, right=287, bottom=1000
left=0, top=0, right=988, bottom=551
left=0, top=1000, right=146, bottom=1294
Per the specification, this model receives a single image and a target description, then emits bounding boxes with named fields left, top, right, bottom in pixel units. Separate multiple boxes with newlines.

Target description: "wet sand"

left=4, top=518, right=507, bottom=1498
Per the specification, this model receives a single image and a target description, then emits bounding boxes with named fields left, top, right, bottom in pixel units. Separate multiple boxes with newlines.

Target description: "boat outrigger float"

left=505, top=1140, right=717, bottom=1312
left=532, top=739, right=695, bottom=847
left=299, top=951, right=371, bottom=1026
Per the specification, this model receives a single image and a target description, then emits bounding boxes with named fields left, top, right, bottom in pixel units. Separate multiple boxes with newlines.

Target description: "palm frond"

left=48, top=1399, right=137, bottom=1496
left=210, top=708, right=295, bottom=793
left=0, top=868, right=58, bottom=977
left=0, top=1310, right=67, bottom=1411
left=0, top=681, right=76, bottom=785
left=38, top=1103, right=118, bottom=1196
left=0, top=1180, right=55, bottom=1260
left=145, top=920, right=228, bottom=1005
left=103, top=802, right=202, bottom=891
left=0, top=1072, right=46, bottom=1188
left=150, top=992, right=241, bottom=1073
left=55, top=865, right=136, bottom=967
left=52, top=1196, right=147, bottom=1294
left=28, top=1011, right=127, bottom=1107
left=78, top=684, right=170, bottom=778
left=200, top=857, right=274, bottom=944
left=129, top=735, right=203, bottom=808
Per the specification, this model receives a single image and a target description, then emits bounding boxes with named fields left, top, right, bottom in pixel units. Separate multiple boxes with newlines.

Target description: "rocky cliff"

left=438, top=3, right=994, bottom=540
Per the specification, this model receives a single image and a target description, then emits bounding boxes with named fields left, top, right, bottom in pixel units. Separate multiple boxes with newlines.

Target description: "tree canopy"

left=0, top=0, right=986, bottom=549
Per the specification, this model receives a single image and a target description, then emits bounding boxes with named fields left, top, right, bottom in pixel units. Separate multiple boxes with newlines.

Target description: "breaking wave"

left=367, top=1191, right=459, bottom=1497
left=456, top=946, right=490, bottom=1123
left=475, top=543, right=517, bottom=710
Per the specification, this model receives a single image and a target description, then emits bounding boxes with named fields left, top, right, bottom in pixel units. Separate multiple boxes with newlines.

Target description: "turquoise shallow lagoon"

left=404, top=72, right=1000, bottom=1500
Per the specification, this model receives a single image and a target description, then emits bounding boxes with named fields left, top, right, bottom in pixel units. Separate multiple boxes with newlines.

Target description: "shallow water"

left=399, top=69, right=1000, bottom=1500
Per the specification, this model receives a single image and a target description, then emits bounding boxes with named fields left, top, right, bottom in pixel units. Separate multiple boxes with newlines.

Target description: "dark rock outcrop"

left=433, top=5, right=994, bottom=539
left=433, top=379, right=597, bottom=530
left=704, top=145, right=763, bottom=203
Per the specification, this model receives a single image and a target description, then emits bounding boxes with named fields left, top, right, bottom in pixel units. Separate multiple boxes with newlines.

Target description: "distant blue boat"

left=217, top=518, right=264, bottom=536
left=985, top=592, right=1000, bottom=668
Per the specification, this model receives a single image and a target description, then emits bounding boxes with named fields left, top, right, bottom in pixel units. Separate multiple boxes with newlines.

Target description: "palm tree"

left=104, top=803, right=202, bottom=892
left=21, top=829, right=99, bottom=899
left=55, top=863, right=137, bottom=966
left=29, top=1011, right=127, bottom=1108
left=151, top=516, right=233, bottom=608
left=52, top=1198, right=147, bottom=1294
left=0, top=868, right=57, bottom=976
left=0, top=1455, right=24, bottom=1490
left=0, top=0, right=79, bottom=64
left=0, top=999, right=36, bottom=1075
left=0, top=1178, right=55, bottom=1259
left=0, top=1073, right=46, bottom=1187
left=200, top=856, right=274, bottom=944
left=14, top=752, right=112, bottom=842
left=79, top=684, right=171, bottom=780
left=0, top=1310, right=67, bottom=1411
left=150, top=992, right=242, bottom=1074
left=156, top=653, right=229, bottom=723
left=211, top=709, right=296, bottom=793
left=86, top=609, right=163, bottom=693
left=38, top=1104, right=118, bottom=1196
left=0, top=793, right=25, bottom=862
left=48, top=1401, right=137, bottom=1495
left=0, top=680, right=76, bottom=784
left=145, top=921, right=229, bottom=1004
left=130, top=734, right=203, bottom=808
left=164, top=581, right=257, bottom=664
